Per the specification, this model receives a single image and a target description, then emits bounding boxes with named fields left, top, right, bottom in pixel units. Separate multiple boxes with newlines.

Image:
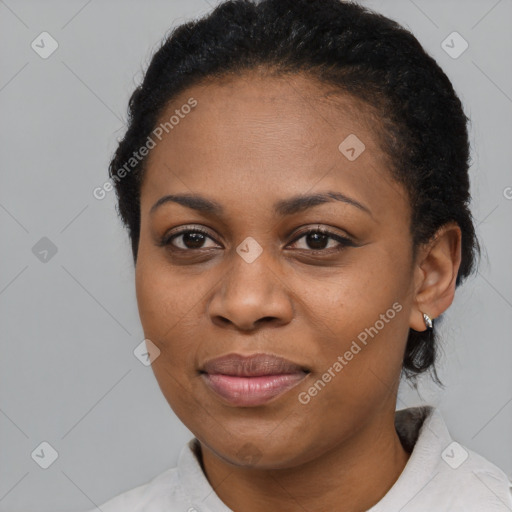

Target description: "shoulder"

left=79, top=437, right=231, bottom=512
left=433, top=444, right=512, bottom=510
left=79, top=436, right=228, bottom=511
left=81, top=466, right=192, bottom=511
left=385, top=406, right=512, bottom=511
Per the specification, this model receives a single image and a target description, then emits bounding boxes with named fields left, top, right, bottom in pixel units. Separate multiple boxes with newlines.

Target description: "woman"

left=88, top=0, right=512, bottom=510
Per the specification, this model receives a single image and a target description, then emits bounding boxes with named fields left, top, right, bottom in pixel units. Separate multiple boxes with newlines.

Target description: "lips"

left=200, top=353, right=309, bottom=406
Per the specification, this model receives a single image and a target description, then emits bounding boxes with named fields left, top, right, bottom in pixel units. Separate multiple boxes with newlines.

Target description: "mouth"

left=199, top=353, right=310, bottom=407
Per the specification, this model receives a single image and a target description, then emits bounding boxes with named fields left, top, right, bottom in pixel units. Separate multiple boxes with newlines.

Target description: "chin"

left=198, top=426, right=318, bottom=470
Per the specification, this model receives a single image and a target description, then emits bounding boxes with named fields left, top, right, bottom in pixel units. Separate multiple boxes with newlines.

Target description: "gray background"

left=0, top=0, right=511, bottom=510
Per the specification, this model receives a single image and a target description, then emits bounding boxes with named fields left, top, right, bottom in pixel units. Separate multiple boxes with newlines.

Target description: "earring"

left=423, top=312, right=433, bottom=331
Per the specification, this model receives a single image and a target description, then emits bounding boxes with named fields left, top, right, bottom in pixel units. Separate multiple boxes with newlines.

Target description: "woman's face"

left=135, top=72, right=417, bottom=468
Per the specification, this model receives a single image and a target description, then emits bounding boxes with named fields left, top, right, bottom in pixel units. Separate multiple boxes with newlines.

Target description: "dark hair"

left=109, top=0, right=480, bottom=384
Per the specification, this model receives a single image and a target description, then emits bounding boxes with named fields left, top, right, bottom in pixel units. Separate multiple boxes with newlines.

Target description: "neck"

left=199, top=409, right=411, bottom=512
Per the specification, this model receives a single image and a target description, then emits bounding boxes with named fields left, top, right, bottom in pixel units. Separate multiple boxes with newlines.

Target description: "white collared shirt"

left=84, top=406, right=512, bottom=511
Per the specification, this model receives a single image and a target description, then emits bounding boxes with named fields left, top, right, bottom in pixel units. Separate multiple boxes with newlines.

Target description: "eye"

left=159, top=225, right=355, bottom=254
left=160, top=226, right=220, bottom=251
left=287, top=226, right=354, bottom=253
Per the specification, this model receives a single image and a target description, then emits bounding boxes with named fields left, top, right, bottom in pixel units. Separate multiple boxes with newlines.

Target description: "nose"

left=207, top=250, right=294, bottom=332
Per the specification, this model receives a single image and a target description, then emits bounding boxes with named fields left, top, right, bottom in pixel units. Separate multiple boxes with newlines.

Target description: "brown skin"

left=135, top=71, right=462, bottom=512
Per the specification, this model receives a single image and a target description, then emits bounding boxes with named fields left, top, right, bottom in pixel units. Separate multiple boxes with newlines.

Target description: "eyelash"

left=159, top=225, right=354, bottom=255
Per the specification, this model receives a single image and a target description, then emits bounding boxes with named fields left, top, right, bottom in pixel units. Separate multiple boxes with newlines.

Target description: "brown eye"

left=288, top=227, right=354, bottom=253
left=161, top=227, right=220, bottom=251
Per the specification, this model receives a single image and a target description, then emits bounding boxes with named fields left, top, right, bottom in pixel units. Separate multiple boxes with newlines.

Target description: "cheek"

left=135, top=254, right=198, bottom=362
left=292, top=287, right=408, bottom=447
left=135, top=240, right=199, bottom=327
left=296, top=247, right=411, bottom=387
left=135, top=256, right=205, bottom=419
left=299, top=254, right=404, bottom=337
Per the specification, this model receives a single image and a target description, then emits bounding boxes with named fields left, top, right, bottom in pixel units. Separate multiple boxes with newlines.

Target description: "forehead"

left=140, top=72, right=407, bottom=220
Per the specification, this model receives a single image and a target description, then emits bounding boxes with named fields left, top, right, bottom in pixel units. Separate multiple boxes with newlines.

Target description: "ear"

left=409, top=222, right=462, bottom=332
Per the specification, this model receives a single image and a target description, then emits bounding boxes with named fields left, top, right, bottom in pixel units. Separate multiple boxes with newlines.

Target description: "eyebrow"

left=150, top=191, right=372, bottom=217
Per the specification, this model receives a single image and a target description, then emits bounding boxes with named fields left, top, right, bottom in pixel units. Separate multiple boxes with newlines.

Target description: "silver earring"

left=423, top=313, right=433, bottom=330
